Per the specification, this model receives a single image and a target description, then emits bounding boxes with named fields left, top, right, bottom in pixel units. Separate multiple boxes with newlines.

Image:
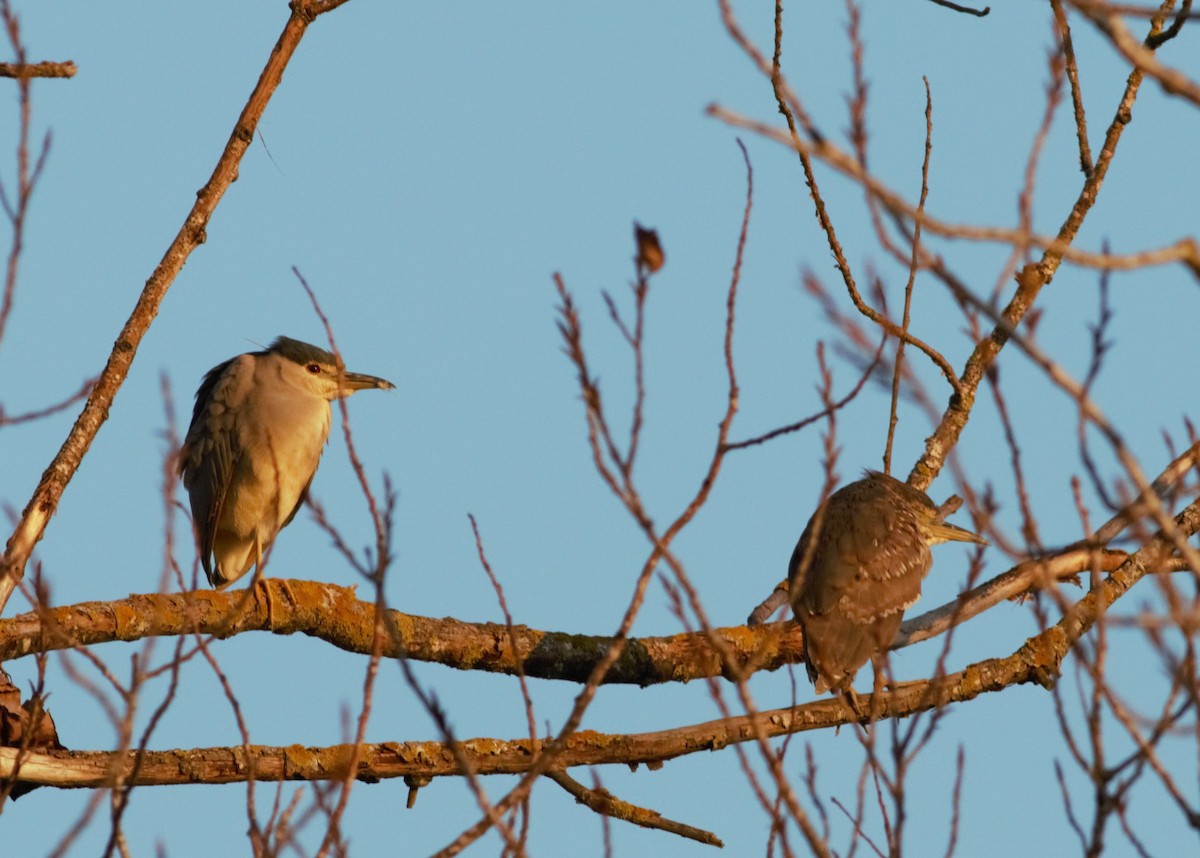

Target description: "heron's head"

left=266, top=336, right=395, bottom=401
left=861, top=470, right=988, bottom=548
left=919, top=514, right=989, bottom=547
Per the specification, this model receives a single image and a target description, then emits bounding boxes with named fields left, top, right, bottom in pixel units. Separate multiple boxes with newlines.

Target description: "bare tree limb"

left=0, top=0, right=355, bottom=614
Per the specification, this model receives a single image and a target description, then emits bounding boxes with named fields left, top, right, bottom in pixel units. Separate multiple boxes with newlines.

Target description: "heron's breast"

left=228, top=394, right=331, bottom=530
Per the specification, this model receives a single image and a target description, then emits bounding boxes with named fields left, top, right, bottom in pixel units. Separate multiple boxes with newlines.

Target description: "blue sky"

left=2, top=1, right=1198, bottom=855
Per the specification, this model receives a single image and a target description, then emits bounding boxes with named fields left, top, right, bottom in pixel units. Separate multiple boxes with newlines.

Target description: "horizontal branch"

left=2, top=544, right=1188, bottom=688
left=0, top=650, right=1072, bottom=788
left=0, top=582, right=806, bottom=685
left=0, top=60, right=76, bottom=79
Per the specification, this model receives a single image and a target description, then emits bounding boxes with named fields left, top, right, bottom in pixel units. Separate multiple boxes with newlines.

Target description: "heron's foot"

left=255, top=577, right=302, bottom=629
left=253, top=577, right=276, bottom=628
left=839, top=689, right=864, bottom=718
left=278, top=579, right=300, bottom=612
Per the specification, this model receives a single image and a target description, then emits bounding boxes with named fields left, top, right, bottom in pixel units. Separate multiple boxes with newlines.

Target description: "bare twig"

left=546, top=768, right=723, bottom=847
left=1051, top=0, right=1095, bottom=176
left=884, top=77, right=934, bottom=475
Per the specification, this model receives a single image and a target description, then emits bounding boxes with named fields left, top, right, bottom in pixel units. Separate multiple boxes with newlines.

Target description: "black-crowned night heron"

left=789, top=471, right=986, bottom=696
left=179, top=336, right=394, bottom=589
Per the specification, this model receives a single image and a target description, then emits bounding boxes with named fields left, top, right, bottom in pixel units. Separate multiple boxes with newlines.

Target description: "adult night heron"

left=788, top=471, right=986, bottom=696
left=179, top=336, right=394, bottom=589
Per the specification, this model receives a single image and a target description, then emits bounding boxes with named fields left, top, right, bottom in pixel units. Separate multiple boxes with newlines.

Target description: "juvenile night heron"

left=788, top=471, right=986, bottom=696
left=179, top=336, right=394, bottom=589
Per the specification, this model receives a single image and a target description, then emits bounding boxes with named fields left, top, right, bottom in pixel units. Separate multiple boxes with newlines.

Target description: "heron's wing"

left=789, top=483, right=932, bottom=692
left=179, top=357, right=246, bottom=585
left=831, top=502, right=931, bottom=623
left=786, top=517, right=817, bottom=596
left=793, top=484, right=931, bottom=620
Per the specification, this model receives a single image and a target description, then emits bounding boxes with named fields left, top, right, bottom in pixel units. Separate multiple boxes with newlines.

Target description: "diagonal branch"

left=546, top=768, right=723, bottom=848
left=0, top=0, right=354, bottom=615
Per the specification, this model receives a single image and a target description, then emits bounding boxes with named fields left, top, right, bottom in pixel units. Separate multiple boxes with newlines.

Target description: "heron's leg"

left=250, top=535, right=278, bottom=629
left=860, top=655, right=896, bottom=722
left=839, top=687, right=864, bottom=719
left=250, top=537, right=300, bottom=626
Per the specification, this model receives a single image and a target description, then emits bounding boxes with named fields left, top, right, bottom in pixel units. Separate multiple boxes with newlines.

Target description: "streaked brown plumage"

left=788, top=471, right=986, bottom=694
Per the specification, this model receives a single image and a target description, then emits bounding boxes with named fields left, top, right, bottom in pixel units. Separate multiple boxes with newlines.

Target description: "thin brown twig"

left=927, top=0, right=990, bottom=14
left=194, top=631, right=266, bottom=852
left=1051, top=1, right=1095, bottom=176
left=884, top=77, right=934, bottom=475
left=985, top=365, right=1043, bottom=551
left=942, top=746, right=966, bottom=858
left=657, top=569, right=789, bottom=854
left=1145, top=0, right=1193, bottom=47
left=399, top=639, right=523, bottom=857
left=1070, top=1, right=1197, bottom=18
left=0, top=1, right=53, bottom=353
left=294, top=267, right=393, bottom=580
left=600, top=238, right=652, bottom=478
left=909, top=7, right=1172, bottom=490
left=756, top=0, right=963, bottom=397
left=618, top=141, right=829, bottom=855
left=470, top=513, right=538, bottom=850
left=720, top=333, right=883, bottom=453
left=704, top=105, right=1200, bottom=281
left=286, top=273, right=401, bottom=857
left=546, top=768, right=723, bottom=847
left=989, top=29, right=1066, bottom=307
left=0, top=377, right=96, bottom=427
left=103, top=386, right=190, bottom=855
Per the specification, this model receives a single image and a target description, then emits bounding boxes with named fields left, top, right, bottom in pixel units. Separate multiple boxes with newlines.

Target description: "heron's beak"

left=340, top=371, right=396, bottom=393
left=928, top=520, right=988, bottom=546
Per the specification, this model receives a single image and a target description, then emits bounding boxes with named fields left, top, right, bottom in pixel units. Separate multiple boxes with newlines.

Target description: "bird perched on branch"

left=788, top=470, right=986, bottom=698
left=179, top=336, right=394, bottom=589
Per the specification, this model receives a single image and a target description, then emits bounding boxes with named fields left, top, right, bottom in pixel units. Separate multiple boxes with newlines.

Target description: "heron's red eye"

left=306, top=363, right=321, bottom=374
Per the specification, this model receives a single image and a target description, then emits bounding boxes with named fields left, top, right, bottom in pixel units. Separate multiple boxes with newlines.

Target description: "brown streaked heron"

left=788, top=471, right=987, bottom=697
left=179, top=336, right=394, bottom=589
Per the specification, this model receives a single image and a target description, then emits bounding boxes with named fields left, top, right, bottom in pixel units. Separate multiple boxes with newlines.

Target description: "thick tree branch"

left=0, top=582, right=799, bottom=682
left=1, top=538, right=1190, bottom=690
